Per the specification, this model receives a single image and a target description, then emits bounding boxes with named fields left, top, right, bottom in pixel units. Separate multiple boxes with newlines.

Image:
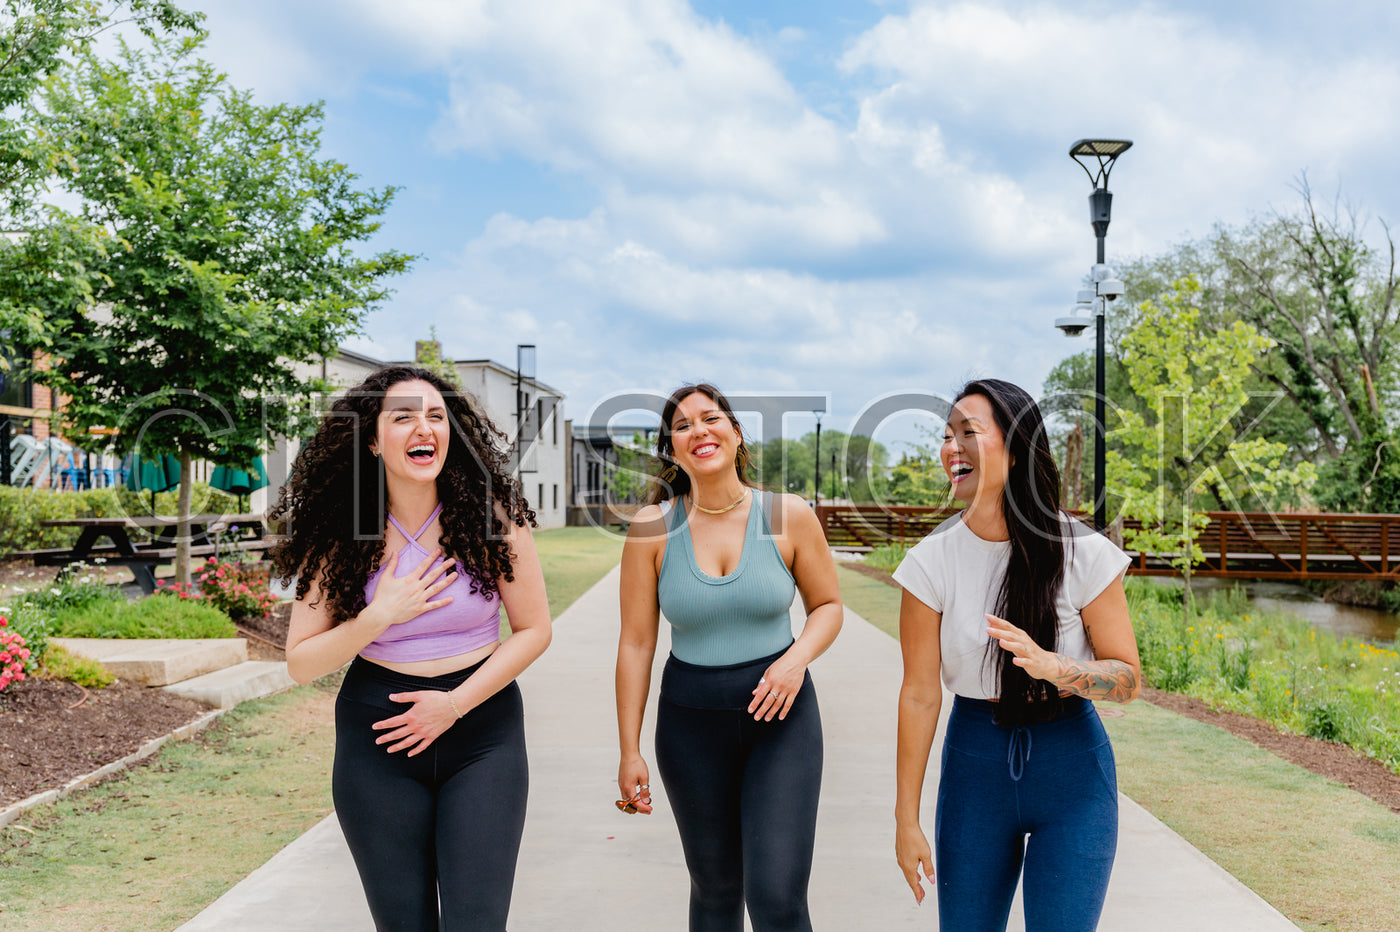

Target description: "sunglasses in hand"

left=615, top=782, right=650, bottom=814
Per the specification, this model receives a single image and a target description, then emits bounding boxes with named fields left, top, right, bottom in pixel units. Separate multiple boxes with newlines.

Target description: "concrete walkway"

left=178, top=566, right=1299, bottom=931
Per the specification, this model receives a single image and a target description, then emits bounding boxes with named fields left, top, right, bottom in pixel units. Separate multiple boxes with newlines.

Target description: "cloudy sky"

left=178, top=0, right=1400, bottom=450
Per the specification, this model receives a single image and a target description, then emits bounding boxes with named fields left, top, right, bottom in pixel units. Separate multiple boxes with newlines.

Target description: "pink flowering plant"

left=0, top=615, right=33, bottom=693
left=157, top=557, right=276, bottom=621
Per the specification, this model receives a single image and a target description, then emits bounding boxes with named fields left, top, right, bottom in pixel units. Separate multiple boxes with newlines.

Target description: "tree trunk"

left=1063, top=421, right=1084, bottom=510
left=176, top=450, right=193, bottom=585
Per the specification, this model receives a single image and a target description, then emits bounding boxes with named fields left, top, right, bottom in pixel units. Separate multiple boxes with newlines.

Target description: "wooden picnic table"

left=33, top=513, right=271, bottom=595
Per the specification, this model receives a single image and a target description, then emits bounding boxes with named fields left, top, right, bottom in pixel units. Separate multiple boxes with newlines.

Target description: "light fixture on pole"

left=1058, top=138, right=1131, bottom=532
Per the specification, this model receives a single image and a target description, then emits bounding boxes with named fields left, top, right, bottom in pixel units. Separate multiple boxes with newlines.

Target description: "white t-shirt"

left=891, top=512, right=1131, bottom=700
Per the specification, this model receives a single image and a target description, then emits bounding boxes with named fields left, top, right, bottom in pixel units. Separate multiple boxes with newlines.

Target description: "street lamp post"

left=812, top=412, right=822, bottom=507
left=1056, top=139, right=1131, bottom=531
left=515, top=344, right=536, bottom=481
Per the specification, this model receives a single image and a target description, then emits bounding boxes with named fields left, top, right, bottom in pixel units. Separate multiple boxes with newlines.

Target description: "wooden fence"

left=816, top=505, right=1400, bottom=582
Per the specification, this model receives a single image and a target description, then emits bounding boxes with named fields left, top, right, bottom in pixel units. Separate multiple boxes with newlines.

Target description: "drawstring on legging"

left=1007, top=725, right=1033, bottom=781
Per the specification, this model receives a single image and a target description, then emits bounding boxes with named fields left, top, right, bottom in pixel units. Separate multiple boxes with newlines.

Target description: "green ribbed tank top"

left=657, top=490, right=798, bottom=666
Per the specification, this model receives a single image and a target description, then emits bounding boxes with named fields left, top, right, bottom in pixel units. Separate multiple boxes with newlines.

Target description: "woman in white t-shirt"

left=892, top=378, right=1139, bottom=932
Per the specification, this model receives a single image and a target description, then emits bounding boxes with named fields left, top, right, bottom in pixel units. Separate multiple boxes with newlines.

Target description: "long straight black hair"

left=959, top=379, right=1071, bottom=726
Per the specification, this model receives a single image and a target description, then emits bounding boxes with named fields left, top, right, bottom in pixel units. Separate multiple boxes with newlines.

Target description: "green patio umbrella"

left=125, top=453, right=182, bottom=514
left=210, top=456, right=268, bottom=512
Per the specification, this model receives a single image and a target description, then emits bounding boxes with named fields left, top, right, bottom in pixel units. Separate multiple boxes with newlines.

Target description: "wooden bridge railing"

left=816, top=505, right=1400, bottom=582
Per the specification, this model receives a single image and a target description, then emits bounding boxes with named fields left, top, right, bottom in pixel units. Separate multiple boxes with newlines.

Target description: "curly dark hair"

left=268, top=366, right=536, bottom=625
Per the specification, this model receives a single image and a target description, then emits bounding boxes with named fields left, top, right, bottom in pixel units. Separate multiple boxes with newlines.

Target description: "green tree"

left=1108, top=280, right=1316, bottom=619
left=413, top=326, right=461, bottom=388
left=753, top=430, right=890, bottom=502
left=882, top=447, right=948, bottom=507
left=609, top=431, right=657, bottom=503
left=10, top=38, right=412, bottom=582
left=0, top=1, right=200, bottom=348
left=1100, top=184, right=1399, bottom=512
left=0, top=1, right=200, bottom=208
left=755, top=437, right=813, bottom=496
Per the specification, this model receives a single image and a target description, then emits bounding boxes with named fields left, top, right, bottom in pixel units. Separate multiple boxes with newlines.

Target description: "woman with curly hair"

left=614, top=383, right=843, bottom=931
left=893, top=378, right=1138, bottom=932
left=270, top=366, right=551, bottom=932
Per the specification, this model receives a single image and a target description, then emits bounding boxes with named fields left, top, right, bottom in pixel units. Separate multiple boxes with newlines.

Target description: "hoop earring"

left=660, top=464, right=678, bottom=482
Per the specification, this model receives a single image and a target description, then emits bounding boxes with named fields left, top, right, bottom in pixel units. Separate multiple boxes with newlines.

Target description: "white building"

left=255, top=347, right=568, bottom=529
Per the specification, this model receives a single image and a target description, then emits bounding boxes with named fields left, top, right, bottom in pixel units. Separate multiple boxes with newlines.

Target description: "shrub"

left=864, top=543, right=910, bottom=573
left=0, top=483, right=239, bottom=553
left=191, top=557, right=277, bottom=621
left=1125, top=577, right=1400, bottom=773
left=21, top=562, right=122, bottom=613
left=49, top=596, right=236, bottom=639
left=39, top=643, right=114, bottom=688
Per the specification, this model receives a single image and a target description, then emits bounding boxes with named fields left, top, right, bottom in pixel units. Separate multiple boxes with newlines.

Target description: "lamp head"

left=1070, top=139, right=1132, bottom=189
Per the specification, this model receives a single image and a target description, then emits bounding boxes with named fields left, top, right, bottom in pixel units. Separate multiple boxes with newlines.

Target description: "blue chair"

left=60, top=451, right=89, bottom=490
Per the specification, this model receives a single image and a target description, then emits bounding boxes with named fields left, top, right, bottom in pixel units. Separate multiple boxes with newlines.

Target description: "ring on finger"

left=769, top=690, right=779, bottom=698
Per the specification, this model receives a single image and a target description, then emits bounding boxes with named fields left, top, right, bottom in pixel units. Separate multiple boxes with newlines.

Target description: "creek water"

left=1185, top=577, right=1399, bottom=645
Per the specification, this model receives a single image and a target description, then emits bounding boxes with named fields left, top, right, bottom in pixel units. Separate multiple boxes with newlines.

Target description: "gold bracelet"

left=447, top=692, right=462, bottom=719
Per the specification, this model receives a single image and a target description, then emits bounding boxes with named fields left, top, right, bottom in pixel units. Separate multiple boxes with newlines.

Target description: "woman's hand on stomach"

left=373, top=686, right=462, bottom=757
left=749, top=651, right=807, bottom=722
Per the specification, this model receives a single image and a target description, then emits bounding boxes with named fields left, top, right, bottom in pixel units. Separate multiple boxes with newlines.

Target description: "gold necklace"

left=692, top=488, right=750, bottom=515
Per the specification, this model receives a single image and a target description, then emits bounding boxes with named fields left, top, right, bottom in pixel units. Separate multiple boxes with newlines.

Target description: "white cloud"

left=176, top=0, right=1400, bottom=442
left=839, top=1, right=1400, bottom=246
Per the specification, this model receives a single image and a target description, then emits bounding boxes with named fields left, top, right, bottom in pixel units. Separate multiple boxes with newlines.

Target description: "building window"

left=538, top=483, right=544, bottom=512
left=553, top=484, right=558, bottom=509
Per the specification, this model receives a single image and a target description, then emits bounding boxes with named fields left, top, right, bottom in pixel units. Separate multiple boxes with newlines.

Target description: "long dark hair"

left=646, top=383, right=755, bottom=505
left=268, top=366, right=536, bottom=625
left=959, top=379, right=1069, bottom=725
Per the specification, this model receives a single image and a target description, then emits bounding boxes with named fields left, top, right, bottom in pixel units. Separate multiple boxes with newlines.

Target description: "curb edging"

left=0, top=707, right=226, bottom=829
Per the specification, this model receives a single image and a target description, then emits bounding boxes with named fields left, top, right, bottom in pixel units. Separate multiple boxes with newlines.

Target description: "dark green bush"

left=0, top=483, right=240, bottom=553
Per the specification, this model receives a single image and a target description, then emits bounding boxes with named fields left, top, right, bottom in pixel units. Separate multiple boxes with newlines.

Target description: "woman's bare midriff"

left=361, top=640, right=499, bottom=678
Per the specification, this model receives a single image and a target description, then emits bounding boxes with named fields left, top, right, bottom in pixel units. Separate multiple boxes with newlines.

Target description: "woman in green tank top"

left=614, top=383, right=844, bottom=932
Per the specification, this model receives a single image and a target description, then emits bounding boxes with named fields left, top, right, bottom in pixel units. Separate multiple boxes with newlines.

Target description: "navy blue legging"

left=655, top=649, right=823, bottom=932
left=936, top=695, right=1118, bottom=932
left=333, top=656, right=528, bottom=932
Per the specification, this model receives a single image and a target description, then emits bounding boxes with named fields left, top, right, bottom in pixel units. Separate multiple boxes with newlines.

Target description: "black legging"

left=333, top=655, right=528, bottom=932
left=655, top=648, right=823, bottom=932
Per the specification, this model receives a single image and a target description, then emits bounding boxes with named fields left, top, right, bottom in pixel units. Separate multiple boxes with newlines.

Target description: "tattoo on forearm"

left=1048, top=656, right=1138, bottom=703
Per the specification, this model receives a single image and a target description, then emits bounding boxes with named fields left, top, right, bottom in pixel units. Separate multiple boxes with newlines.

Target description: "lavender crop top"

left=359, top=504, right=502, bottom=663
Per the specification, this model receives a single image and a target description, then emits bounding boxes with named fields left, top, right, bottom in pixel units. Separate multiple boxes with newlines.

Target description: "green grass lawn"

left=0, top=527, right=625, bottom=932
left=532, top=525, right=625, bottom=620
left=0, top=681, right=342, bottom=932
left=836, top=563, right=1400, bottom=932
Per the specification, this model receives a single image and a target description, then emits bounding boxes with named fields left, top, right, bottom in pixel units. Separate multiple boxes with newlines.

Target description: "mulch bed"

left=0, top=679, right=209, bottom=807
left=0, top=599, right=291, bottom=809
left=840, top=560, right=1400, bottom=816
